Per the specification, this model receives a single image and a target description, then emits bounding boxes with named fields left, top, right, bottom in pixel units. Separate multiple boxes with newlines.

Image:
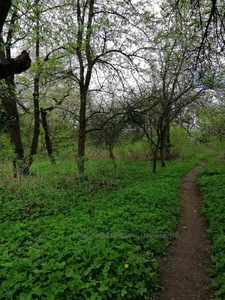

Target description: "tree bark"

left=153, top=147, right=158, bottom=173
left=0, top=1, right=31, bottom=79
left=28, top=4, right=40, bottom=169
left=28, top=73, right=40, bottom=168
left=0, top=24, right=26, bottom=177
left=2, top=77, right=26, bottom=177
left=165, top=123, right=172, bottom=160
left=76, top=0, right=94, bottom=176
left=40, top=108, right=55, bottom=164
left=108, top=144, right=115, bottom=160
left=77, top=90, right=86, bottom=175
left=0, top=0, right=12, bottom=34
left=0, top=50, right=31, bottom=80
left=160, top=129, right=166, bottom=168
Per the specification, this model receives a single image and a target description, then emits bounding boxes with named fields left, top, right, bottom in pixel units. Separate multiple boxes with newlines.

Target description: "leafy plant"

left=198, top=161, right=225, bottom=299
left=0, top=158, right=197, bottom=299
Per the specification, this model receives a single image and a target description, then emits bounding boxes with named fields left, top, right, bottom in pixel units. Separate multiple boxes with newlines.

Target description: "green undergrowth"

left=0, top=159, right=197, bottom=299
left=198, top=159, right=225, bottom=300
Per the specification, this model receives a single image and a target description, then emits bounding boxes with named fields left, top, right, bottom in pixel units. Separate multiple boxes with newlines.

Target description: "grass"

left=0, top=158, right=197, bottom=299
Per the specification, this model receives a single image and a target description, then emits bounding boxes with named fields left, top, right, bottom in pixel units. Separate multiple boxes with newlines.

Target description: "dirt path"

left=155, top=164, right=213, bottom=300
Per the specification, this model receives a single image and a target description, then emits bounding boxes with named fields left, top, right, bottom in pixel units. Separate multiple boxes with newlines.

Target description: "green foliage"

left=115, top=139, right=150, bottom=161
left=0, top=133, right=15, bottom=161
left=0, top=159, right=196, bottom=299
left=0, top=107, right=9, bottom=132
left=197, top=105, right=225, bottom=142
left=170, top=126, right=206, bottom=160
left=198, top=160, right=225, bottom=299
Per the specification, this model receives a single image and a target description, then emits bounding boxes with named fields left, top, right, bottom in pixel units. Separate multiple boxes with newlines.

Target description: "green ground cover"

left=198, top=160, right=225, bottom=300
left=0, top=159, right=197, bottom=299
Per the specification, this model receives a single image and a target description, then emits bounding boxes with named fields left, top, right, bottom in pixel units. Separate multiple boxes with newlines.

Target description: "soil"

left=155, top=164, right=213, bottom=300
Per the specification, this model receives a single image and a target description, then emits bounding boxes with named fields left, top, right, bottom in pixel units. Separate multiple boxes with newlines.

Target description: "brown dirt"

left=155, top=164, right=213, bottom=300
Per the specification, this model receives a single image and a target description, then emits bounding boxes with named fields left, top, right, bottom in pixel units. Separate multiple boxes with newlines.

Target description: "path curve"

left=155, top=164, right=213, bottom=300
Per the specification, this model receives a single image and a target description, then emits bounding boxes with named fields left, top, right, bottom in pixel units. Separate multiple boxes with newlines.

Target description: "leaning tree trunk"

left=40, top=108, right=55, bottom=164
left=108, top=144, right=115, bottom=160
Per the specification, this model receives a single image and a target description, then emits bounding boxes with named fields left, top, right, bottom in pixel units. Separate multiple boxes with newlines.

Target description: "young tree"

left=127, top=3, right=207, bottom=172
left=88, top=103, right=125, bottom=160
left=56, top=0, right=150, bottom=175
left=28, top=0, right=41, bottom=169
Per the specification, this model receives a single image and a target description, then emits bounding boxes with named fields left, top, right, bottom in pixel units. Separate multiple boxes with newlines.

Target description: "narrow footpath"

left=155, top=164, right=213, bottom=300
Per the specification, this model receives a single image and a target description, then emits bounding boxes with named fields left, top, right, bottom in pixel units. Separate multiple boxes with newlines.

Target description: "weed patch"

left=0, top=159, right=196, bottom=299
left=198, top=162, right=225, bottom=299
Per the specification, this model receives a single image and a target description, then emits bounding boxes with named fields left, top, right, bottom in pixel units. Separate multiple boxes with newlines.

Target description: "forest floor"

left=155, top=163, right=214, bottom=300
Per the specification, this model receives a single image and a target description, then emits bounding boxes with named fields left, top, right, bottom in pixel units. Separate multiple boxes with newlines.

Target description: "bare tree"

left=88, top=102, right=126, bottom=160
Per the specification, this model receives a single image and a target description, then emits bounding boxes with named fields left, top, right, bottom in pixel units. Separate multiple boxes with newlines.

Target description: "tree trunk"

left=0, top=50, right=31, bottom=80
left=160, top=131, right=166, bottom=168
left=165, top=124, right=172, bottom=160
left=40, top=108, right=55, bottom=164
left=28, top=6, right=40, bottom=169
left=2, top=77, right=26, bottom=177
left=0, top=2, right=31, bottom=80
left=160, top=146, right=166, bottom=167
left=0, top=33, right=26, bottom=177
left=0, top=0, right=12, bottom=34
left=28, top=75, right=40, bottom=168
left=108, top=144, right=115, bottom=160
left=153, top=147, right=158, bottom=173
left=77, top=90, right=86, bottom=175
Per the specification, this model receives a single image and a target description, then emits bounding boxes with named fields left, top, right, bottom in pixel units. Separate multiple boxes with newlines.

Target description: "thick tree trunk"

left=40, top=108, right=55, bottom=164
left=159, top=123, right=171, bottom=166
left=0, top=2, right=31, bottom=79
left=0, top=0, right=11, bottom=34
left=0, top=50, right=31, bottom=80
left=1, top=32, right=26, bottom=177
left=2, top=77, right=26, bottom=177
